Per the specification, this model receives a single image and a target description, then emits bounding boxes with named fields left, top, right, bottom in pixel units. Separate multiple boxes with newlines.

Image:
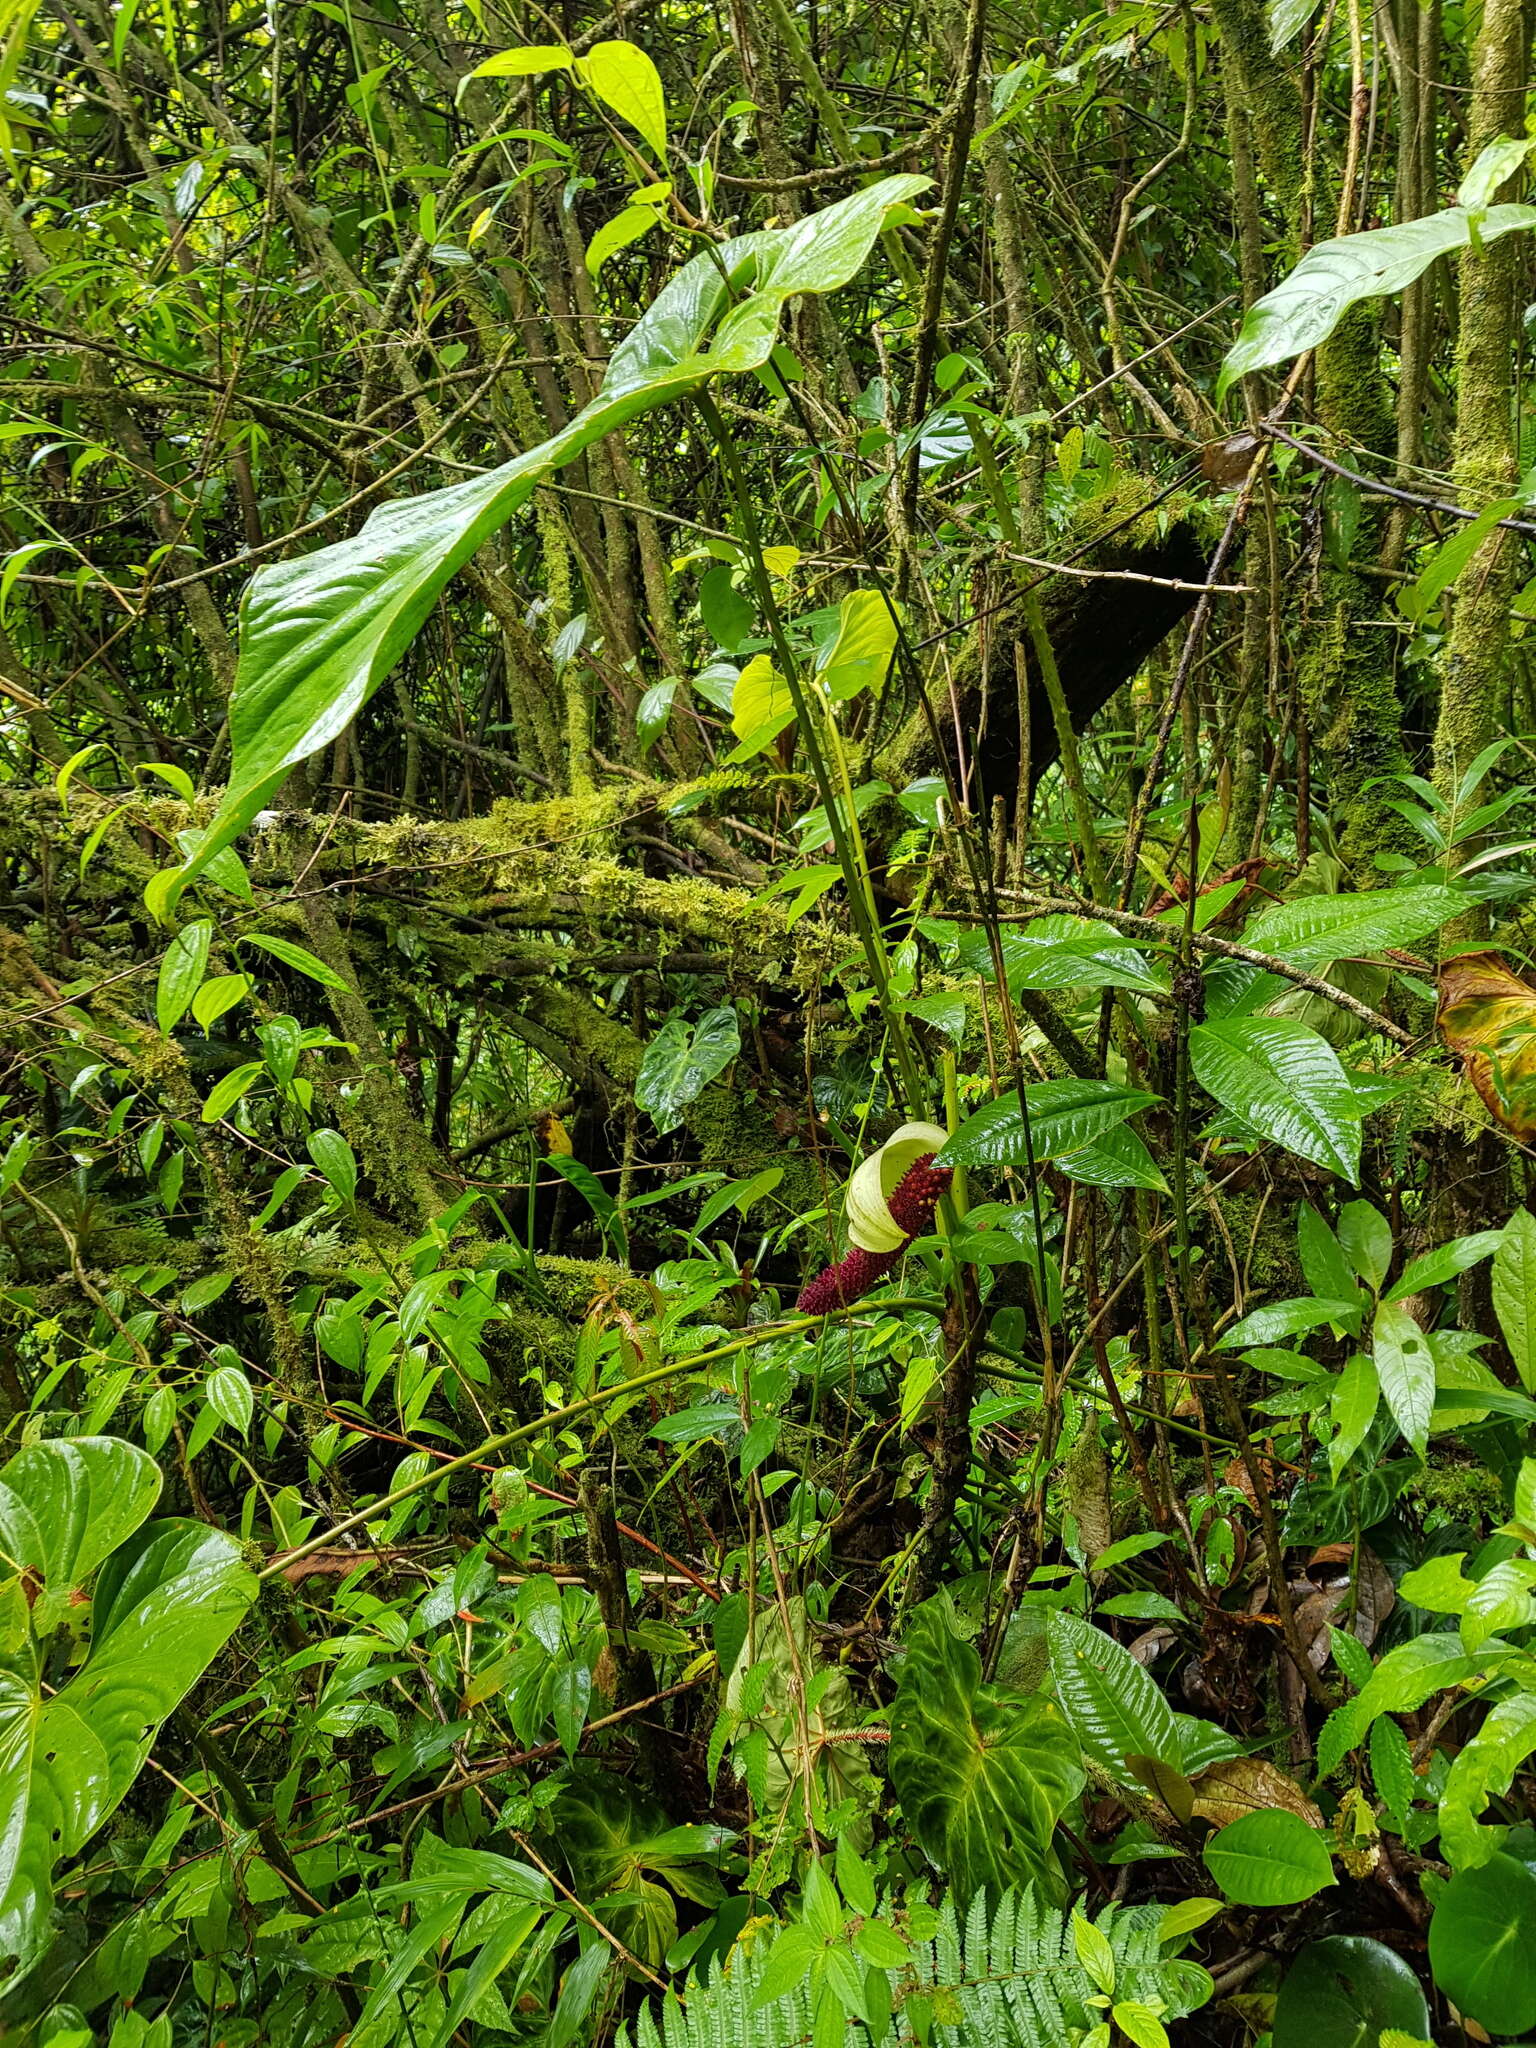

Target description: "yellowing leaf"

left=585, top=200, right=662, bottom=276
left=576, top=39, right=667, bottom=161
left=469, top=44, right=573, bottom=79
left=761, top=545, right=801, bottom=580
left=1438, top=950, right=1536, bottom=1140
left=819, top=588, right=899, bottom=702
left=729, top=653, right=792, bottom=748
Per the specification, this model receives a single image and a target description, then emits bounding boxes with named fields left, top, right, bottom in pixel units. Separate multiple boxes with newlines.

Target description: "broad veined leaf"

left=635, top=1006, right=741, bottom=1133
left=817, top=589, right=898, bottom=703
left=1428, top=1853, right=1536, bottom=2037
left=1000, top=916, right=1168, bottom=995
left=1218, top=202, right=1536, bottom=398
left=1240, top=884, right=1463, bottom=972
left=1273, top=1936, right=1431, bottom=2048
left=575, top=40, right=667, bottom=161
left=728, top=653, right=792, bottom=756
left=889, top=1600, right=1085, bottom=1901
left=1045, top=1611, right=1181, bottom=1787
left=150, top=175, right=930, bottom=912
left=0, top=1441, right=255, bottom=1982
left=1189, top=1015, right=1361, bottom=1181
left=1438, top=1694, right=1536, bottom=1869
left=938, top=1081, right=1159, bottom=1169
left=1056, top=1121, right=1168, bottom=1192
left=1372, top=1301, right=1436, bottom=1454
left=1316, top=1634, right=1484, bottom=1776
left=1438, top=952, right=1536, bottom=1141
left=1204, top=1809, right=1334, bottom=1905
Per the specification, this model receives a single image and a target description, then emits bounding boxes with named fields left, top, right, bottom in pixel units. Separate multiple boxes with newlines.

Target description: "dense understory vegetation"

left=7, top=0, right=1536, bottom=2042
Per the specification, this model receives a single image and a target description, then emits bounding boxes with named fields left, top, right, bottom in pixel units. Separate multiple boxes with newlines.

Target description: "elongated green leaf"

left=1204, top=1810, right=1334, bottom=1904
left=636, top=1007, right=740, bottom=1134
left=1189, top=1016, right=1361, bottom=1181
left=155, top=920, right=211, bottom=1034
left=151, top=176, right=928, bottom=913
left=989, top=916, right=1168, bottom=994
left=1494, top=1208, right=1536, bottom=1392
left=889, top=1601, right=1084, bottom=1900
left=0, top=1443, right=255, bottom=1983
left=307, top=1127, right=358, bottom=1208
left=938, top=1081, right=1159, bottom=1169
left=1372, top=1301, right=1436, bottom=1452
left=1046, top=1611, right=1181, bottom=1787
left=1218, top=203, right=1536, bottom=398
left=469, top=44, right=573, bottom=79
left=1057, top=1122, right=1168, bottom=1191
left=239, top=931, right=350, bottom=993
left=201, top=1060, right=264, bottom=1123
left=1240, top=884, right=1464, bottom=971
left=1316, top=1635, right=1483, bottom=1775
left=1439, top=1695, right=1536, bottom=1869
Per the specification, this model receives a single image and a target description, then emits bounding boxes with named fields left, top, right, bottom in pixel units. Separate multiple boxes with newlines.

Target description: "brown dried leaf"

left=1437, top=950, right=1536, bottom=1140
left=1188, top=1756, right=1323, bottom=1830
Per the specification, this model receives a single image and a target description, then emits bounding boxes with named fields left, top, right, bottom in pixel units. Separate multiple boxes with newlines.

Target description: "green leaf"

left=1273, top=1936, right=1431, bottom=2048
left=1267, top=0, right=1322, bottom=48
left=1203, top=1810, right=1334, bottom=1905
left=1399, top=498, right=1521, bottom=623
left=938, top=1081, right=1159, bottom=1169
left=1386, top=1228, right=1503, bottom=1300
left=575, top=39, right=667, bottom=160
left=205, top=1365, right=253, bottom=1438
left=240, top=932, right=350, bottom=993
left=1058, top=1122, right=1169, bottom=1191
left=308, top=1127, right=358, bottom=1208
left=1297, top=1203, right=1357, bottom=1302
left=1189, top=1016, right=1361, bottom=1181
left=1045, top=1611, right=1180, bottom=1787
left=1316, top=1635, right=1483, bottom=1776
left=1337, top=1198, right=1393, bottom=1290
left=155, top=921, right=211, bottom=1034
left=636, top=678, right=676, bottom=755
left=469, top=44, right=573, bottom=79
left=1219, top=1296, right=1363, bottom=1347
left=817, top=589, right=897, bottom=702
left=585, top=200, right=663, bottom=276
left=1328, top=1352, right=1379, bottom=1479
left=1372, top=1301, right=1436, bottom=1454
left=0, top=1443, right=255, bottom=1982
left=201, top=1061, right=264, bottom=1123
left=1494, top=1208, right=1536, bottom=1392
left=1428, top=1854, right=1536, bottom=2037
left=149, top=176, right=929, bottom=910
left=1218, top=203, right=1536, bottom=399
left=635, top=1007, right=740, bottom=1134
left=728, top=654, right=792, bottom=755
left=1439, top=1695, right=1536, bottom=1869
left=888, top=1601, right=1084, bottom=1902
left=1240, top=884, right=1464, bottom=971
left=993, top=916, right=1168, bottom=995
left=190, top=973, right=252, bottom=1031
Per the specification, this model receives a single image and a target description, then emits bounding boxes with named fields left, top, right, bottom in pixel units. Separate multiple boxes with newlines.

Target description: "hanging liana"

left=797, top=1122, right=951, bottom=1316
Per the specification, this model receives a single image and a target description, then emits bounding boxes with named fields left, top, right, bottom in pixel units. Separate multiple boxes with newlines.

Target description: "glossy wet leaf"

left=1273, top=1936, right=1430, bottom=2048
left=635, top=1006, right=741, bottom=1133
left=151, top=174, right=930, bottom=911
left=1202, top=1810, right=1334, bottom=1905
left=938, top=1081, right=1159, bottom=1169
left=1046, top=1611, right=1180, bottom=1787
left=889, top=1600, right=1084, bottom=1901
left=1428, top=1853, right=1536, bottom=2036
left=1189, top=1015, right=1361, bottom=1181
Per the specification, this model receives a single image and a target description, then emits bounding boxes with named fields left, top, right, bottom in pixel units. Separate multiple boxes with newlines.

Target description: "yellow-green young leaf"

left=191, top=972, right=252, bottom=1032
left=1072, top=1909, right=1117, bottom=1996
left=729, top=653, right=793, bottom=751
left=469, top=43, right=572, bottom=79
left=239, top=931, right=350, bottom=993
left=56, top=741, right=107, bottom=811
left=1158, top=1898, right=1223, bottom=1947
left=585, top=199, right=663, bottom=276
left=201, top=1060, right=264, bottom=1123
left=576, top=39, right=666, bottom=160
left=79, top=801, right=128, bottom=880
left=818, top=588, right=899, bottom=702
left=1112, top=2004, right=1169, bottom=2048
left=156, top=920, right=212, bottom=1033
left=761, top=545, right=801, bottom=579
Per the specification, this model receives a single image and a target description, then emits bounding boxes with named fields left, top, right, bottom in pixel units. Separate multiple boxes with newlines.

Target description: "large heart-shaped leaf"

left=937, top=1080, right=1159, bottom=1169
left=889, top=1600, right=1084, bottom=1901
left=1273, top=1936, right=1431, bottom=2048
left=0, top=1440, right=255, bottom=1981
left=635, top=1006, right=741, bottom=1134
left=1218, top=202, right=1536, bottom=398
left=153, top=175, right=928, bottom=913
left=1429, top=1853, right=1536, bottom=2036
left=1189, top=1015, right=1361, bottom=1181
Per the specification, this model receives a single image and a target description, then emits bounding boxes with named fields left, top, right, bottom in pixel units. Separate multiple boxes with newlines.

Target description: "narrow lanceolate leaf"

left=1189, top=1015, right=1361, bottom=1182
left=937, top=1080, right=1159, bottom=1169
left=155, top=919, right=212, bottom=1033
left=1493, top=1208, right=1536, bottom=1393
left=1218, top=203, right=1536, bottom=398
left=150, top=176, right=929, bottom=913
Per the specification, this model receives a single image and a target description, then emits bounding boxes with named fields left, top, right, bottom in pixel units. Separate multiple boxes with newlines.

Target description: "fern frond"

left=618, top=1885, right=1215, bottom=2048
